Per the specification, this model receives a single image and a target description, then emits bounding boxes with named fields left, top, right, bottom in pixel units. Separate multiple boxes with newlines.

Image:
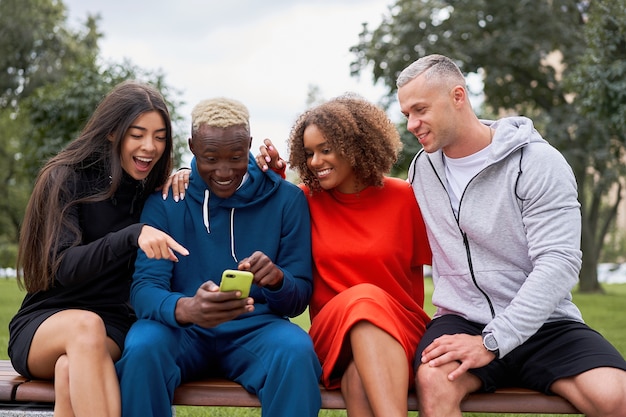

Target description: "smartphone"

left=219, top=269, right=254, bottom=298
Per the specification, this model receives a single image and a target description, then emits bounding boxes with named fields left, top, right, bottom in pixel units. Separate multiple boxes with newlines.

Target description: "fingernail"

left=174, top=195, right=179, bottom=202
left=162, top=194, right=167, bottom=200
left=265, top=155, right=271, bottom=162
left=180, top=193, right=185, bottom=200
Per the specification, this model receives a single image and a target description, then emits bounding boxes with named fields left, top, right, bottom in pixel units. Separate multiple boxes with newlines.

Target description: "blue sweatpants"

left=116, top=313, right=322, bottom=417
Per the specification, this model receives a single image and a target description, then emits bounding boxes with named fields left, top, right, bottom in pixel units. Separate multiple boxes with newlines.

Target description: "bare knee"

left=68, top=311, right=108, bottom=351
left=593, top=377, right=626, bottom=417
left=416, top=362, right=450, bottom=395
left=599, top=371, right=626, bottom=417
left=601, top=395, right=626, bottom=417
left=552, top=368, right=626, bottom=417
left=416, top=363, right=477, bottom=416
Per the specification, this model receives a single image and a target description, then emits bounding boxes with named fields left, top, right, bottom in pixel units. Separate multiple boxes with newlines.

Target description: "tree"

left=350, top=0, right=626, bottom=292
left=0, top=0, right=186, bottom=268
left=564, top=1, right=626, bottom=288
left=0, top=0, right=92, bottom=109
left=0, top=0, right=83, bottom=264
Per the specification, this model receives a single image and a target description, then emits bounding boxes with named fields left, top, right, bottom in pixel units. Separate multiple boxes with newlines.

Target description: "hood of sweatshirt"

left=486, top=116, right=547, bottom=164
left=186, top=153, right=282, bottom=243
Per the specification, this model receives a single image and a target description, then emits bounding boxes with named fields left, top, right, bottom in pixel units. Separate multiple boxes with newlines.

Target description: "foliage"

left=564, top=1, right=626, bottom=289
left=0, top=107, right=31, bottom=245
left=0, top=0, right=86, bottom=109
left=0, top=0, right=89, bottom=257
left=0, top=0, right=186, bottom=267
left=349, top=0, right=626, bottom=292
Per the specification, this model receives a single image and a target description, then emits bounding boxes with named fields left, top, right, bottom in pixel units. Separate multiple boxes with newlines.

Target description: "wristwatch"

left=482, top=333, right=500, bottom=358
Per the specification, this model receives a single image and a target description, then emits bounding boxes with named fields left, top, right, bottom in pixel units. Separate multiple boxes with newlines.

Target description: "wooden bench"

left=0, top=360, right=581, bottom=414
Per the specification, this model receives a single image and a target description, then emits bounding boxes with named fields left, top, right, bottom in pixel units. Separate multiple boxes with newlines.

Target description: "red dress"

left=305, top=177, right=432, bottom=389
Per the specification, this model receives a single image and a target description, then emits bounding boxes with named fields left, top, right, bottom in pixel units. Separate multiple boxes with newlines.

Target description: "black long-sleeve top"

left=10, top=166, right=147, bottom=327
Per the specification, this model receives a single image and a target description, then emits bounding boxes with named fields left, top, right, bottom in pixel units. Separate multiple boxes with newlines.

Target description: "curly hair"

left=288, top=94, right=402, bottom=193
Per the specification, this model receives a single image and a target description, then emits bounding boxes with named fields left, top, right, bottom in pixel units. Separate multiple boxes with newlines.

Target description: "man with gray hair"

left=398, top=54, right=626, bottom=417
left=116, top=97, right=322, bottom=417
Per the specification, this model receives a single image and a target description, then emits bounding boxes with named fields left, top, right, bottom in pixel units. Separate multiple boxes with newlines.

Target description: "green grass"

left=1, top=278, right=625, bottom=417
left=0, top=278, right=22, bottom=359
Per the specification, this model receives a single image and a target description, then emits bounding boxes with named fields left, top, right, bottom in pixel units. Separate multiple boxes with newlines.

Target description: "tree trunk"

left=579, top=230, right=603, bottom=293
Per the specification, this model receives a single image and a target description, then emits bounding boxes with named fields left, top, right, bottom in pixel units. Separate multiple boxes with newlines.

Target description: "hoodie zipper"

left=455, top=146, right=527, bottom=320
left=461, top=230, right=496, bottom=319
left=456, top=166, right=497, bottom=320
left=417, top=150, right=497, bottom=320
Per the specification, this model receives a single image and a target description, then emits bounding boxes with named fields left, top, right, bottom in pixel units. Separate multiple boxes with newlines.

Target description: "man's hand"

left=138, top=225, right=189, bottom=262
left=175, top=280, right=254, bottom=328
left=421, top=334, right=497, bottom=381
left=256, top=139, right=285, bottom=172
left=238, top=251, right=284, bottom=289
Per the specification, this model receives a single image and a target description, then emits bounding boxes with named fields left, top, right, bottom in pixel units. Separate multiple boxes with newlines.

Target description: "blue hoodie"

left=130, top=154, right=313, bottom=327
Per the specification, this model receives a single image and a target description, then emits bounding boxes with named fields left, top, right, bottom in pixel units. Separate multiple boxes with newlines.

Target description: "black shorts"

left=414, top=314, right=626, bottom=394
left=8, top=307, right=134, bottom=379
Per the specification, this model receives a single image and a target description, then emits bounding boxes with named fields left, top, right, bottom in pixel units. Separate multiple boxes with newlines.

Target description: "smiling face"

left=189, top=124, right=252, bottom=198
left=303, top=124, right=360, bottom=194
left=398, top=73, right=460, bottom=154
left=119, top=111, right=167, bottom=180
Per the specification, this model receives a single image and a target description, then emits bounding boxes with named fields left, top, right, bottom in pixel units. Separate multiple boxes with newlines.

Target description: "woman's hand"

left=161, top=169, right=191, bottom=201
left=256, top=139, right=286, bottom=172
left=138, top=225, right=189, bottom=262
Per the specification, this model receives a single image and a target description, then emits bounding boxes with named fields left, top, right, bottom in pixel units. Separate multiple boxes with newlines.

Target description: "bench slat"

left=0, top=361, right=26, bottom=403
left=0, top=360, right=581, bottom=413
left=13, top=381, right=55, bottom=404
left=459, top=389, right=580, bottom=414
left=172, top=379, right=260, bottom=407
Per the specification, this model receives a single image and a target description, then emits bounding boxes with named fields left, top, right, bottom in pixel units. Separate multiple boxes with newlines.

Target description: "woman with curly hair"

left=256, top=94, right=431, bottom=417
left=9, top=80, right=188, bottom=417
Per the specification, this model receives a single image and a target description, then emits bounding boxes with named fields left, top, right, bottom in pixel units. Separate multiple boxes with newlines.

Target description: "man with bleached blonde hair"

left=116, top=97, right=322, bottom=417
left=191, top=97, right=250, bottom=132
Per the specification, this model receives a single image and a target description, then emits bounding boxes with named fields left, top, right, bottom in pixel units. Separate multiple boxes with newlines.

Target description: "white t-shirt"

left=443, top=145, right=491, bottom=217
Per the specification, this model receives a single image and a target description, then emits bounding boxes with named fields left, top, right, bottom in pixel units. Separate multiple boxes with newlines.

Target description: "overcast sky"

left=63, top=0, right=396, bottom=164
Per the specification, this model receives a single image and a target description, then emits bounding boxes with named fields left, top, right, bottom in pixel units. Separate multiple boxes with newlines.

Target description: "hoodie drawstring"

left=203, top=189, right=210, bottom=233
left=202, top=189, right=238, bottom=263
left=230, top=208, right=237, bottom=262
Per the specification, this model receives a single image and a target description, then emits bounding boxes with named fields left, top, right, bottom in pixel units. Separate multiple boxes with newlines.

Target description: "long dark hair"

left=17, top=80, right=174, bottom=292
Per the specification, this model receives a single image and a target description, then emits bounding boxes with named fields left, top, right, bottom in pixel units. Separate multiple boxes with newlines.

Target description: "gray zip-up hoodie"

left=408, top=116, right=583, bottom=358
